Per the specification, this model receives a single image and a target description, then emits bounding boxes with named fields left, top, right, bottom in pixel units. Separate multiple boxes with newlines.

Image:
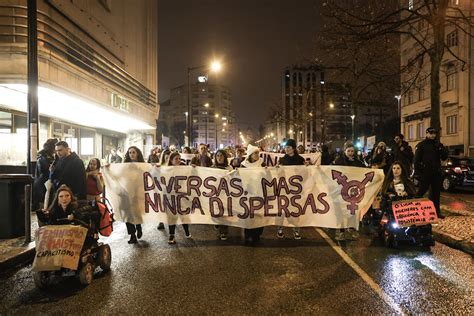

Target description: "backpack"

left=96, top=197, right=114, bottom=237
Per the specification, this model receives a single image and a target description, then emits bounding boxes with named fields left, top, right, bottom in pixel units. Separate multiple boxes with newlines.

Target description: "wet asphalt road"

left=0, top=223, right=472, bottom=315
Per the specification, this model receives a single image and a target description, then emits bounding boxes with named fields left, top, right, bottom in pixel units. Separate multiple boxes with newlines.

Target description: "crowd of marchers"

left=32, top=126, right=448, bottom=245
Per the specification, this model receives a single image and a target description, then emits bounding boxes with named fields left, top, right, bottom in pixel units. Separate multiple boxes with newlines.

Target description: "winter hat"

left=246, top=144, right=260, bottom=157
left=426, top=127, right=437, bottom=134
left=285, top=139, right=297, bottom=149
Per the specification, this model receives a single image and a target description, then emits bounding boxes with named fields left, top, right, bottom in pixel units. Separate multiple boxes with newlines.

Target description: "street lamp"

left=329, top=103, right=334, bottom=109
left=350, top=114, right=356, bottom=141
left=187, top=61, right=222, bottom=147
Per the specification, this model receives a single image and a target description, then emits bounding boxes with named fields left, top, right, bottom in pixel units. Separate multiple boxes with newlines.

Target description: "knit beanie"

left=285, top=139, right=297, bottom=149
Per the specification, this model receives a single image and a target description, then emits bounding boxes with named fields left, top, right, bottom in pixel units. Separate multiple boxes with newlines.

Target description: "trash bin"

left=0, top=174, right=33, bottom=239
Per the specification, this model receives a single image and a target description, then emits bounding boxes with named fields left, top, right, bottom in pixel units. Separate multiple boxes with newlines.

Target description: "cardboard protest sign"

left=392, top=198, right=438, bottom=227
left=32, top=225, right=88, bottom=272
left=103, top=164, right=383, bottom=230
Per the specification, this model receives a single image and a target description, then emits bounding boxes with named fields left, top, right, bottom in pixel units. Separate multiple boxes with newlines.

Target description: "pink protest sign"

left=392, top=198, right=438, bottom=227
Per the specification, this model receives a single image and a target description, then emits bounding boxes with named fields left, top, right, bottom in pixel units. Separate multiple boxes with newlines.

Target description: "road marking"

left=315, top=228, right=407, bottom=316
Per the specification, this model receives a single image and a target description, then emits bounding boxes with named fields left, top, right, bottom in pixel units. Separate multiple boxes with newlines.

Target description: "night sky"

left=158, top=0, right=321, bottom=130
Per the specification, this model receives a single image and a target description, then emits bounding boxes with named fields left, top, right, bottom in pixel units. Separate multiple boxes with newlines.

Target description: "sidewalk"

left=1, top=202, right=473, bottom=274
left=434, top=196, right=474, bottom=256
left=0, top=213, right=37, bottom=275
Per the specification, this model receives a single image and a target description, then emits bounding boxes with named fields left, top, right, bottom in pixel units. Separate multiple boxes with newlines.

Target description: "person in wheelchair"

left=37, top=184, right=100, bottom=245
left=380, top=161, right=433, bottom=247
left=380, top=161, right=417, bottom=214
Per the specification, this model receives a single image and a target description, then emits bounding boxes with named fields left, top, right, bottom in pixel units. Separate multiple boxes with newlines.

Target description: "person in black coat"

left=414, top=127, right=448, bottom=218
left=33, top=138, right=57, bottom=209
left=277, top=139, right=305, bottom=240
left=392, top=133, right=414, bottom=173
left=190, top=143, right=213, bottom=167
left=320, top=144, right=332, bottom=165
left=50, top=141, right=87, bottom=200
left=332, top=142, right=365, bottom=167
left=370, top=141, right=391, bottom=175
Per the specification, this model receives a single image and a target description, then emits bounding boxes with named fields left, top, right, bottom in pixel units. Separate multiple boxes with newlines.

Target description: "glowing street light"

left=329, top=103, right=334, bottom=109
left=211, top=61, right=222, bottom=72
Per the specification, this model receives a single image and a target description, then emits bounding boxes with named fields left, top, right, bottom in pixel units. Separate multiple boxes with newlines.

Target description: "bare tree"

left=321, top=0, right=474, bottom=133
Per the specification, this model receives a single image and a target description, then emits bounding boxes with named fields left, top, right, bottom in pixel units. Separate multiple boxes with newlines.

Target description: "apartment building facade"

left=400, top=0, right=474, bottom=156
left=166, top=82, right=236, bottom=150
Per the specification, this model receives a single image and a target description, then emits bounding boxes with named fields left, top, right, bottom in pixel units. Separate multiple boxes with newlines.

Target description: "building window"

left=447, top=30, right=458, bottom=47
left=408, top=90, right=415, bottom=104
left=447, top=69, right=457, bottom=91
left=418, top=78, right=426, bottom=100
left=447, top=115, right=457, bottom=134
left=408, top=124, right=415, bottom=140
left=417, top=122, right=425, bottom=139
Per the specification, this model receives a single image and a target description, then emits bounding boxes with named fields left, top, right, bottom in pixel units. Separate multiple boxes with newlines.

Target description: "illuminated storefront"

left=0, top=1, right=158, bottom=165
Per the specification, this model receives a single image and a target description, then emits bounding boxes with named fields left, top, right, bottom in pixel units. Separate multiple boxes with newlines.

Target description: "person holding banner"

left=166, top=152, right=192, bottom=244
left=332, top=141, right=365, bottom=241
left=277, top=139, right=305, bottom=240
left=241, top=144, right=266, bottom=244
left=212, top=149, right=233, bottom=240
left=154, top=149, right=171, bottom=230
left=123, top=146, right=145, bottom=244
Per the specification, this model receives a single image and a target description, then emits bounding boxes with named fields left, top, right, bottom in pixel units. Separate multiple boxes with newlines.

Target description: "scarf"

left=241, top=158, right=263, bottom=168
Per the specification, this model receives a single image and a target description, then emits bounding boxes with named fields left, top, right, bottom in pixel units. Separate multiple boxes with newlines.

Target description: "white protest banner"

left=103, top=164, right=383, bottom=230
left=177, top=152, right=321, bottom=166
left=32, top=225, right=88, bottom=271
left=260, top=152, right=321, bottom=166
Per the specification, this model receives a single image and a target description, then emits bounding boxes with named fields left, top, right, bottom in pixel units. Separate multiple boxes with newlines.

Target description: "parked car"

left=441, top=156, right=474, bottom=191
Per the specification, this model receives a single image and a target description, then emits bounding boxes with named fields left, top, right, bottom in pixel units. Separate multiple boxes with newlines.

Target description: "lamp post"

left=320, top=71, right=325, bottom=144
left=184, top=112, right=188, bottom=146
left=395, top=95, right=401, bottom=123
left=215, top=113, right=219, bottom=151
left=187, top=61, right=222, bottom=148
left=350, top=114, right=356, bottom=141
left=203, top=103, right=209, bottom=145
